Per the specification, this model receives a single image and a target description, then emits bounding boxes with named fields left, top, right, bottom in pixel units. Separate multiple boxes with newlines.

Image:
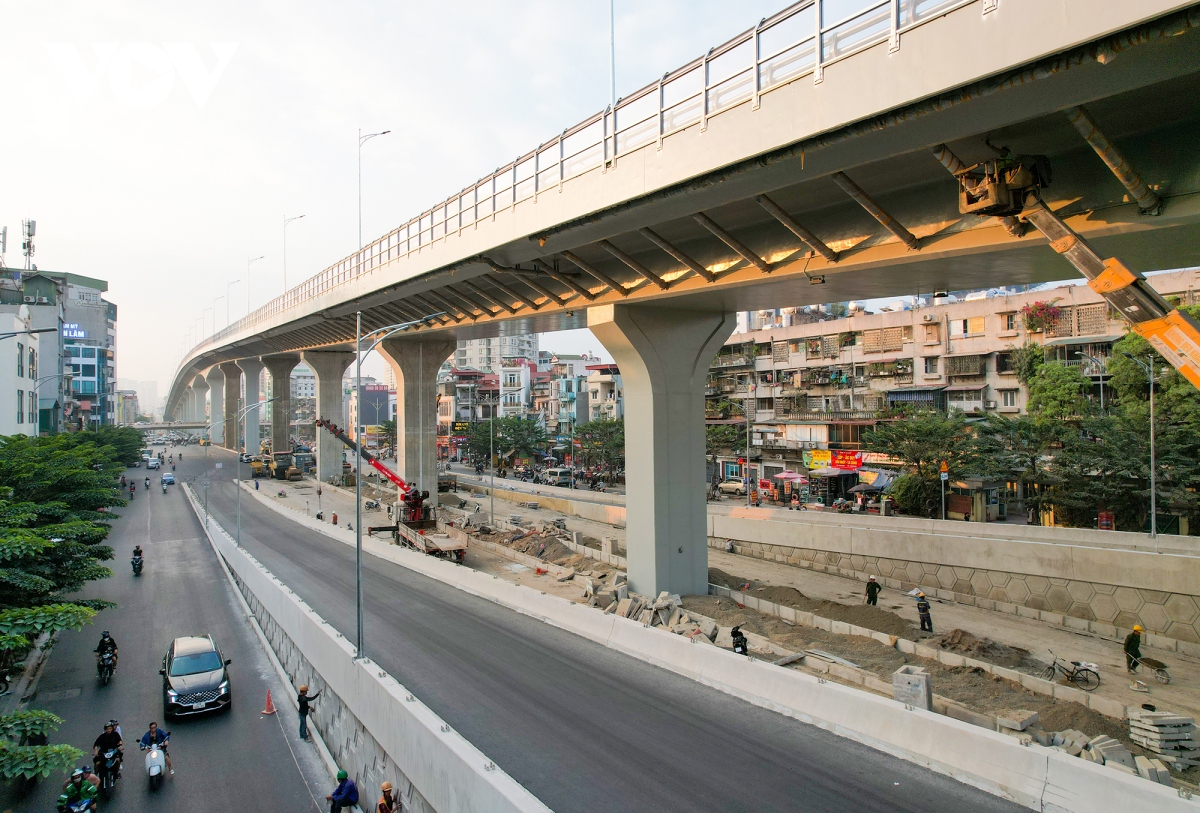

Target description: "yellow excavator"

left=936, top=114, right=1200, bottom=389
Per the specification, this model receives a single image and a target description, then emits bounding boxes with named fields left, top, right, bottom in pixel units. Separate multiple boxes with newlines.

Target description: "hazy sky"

left=3, top=0, right=786, bottom=395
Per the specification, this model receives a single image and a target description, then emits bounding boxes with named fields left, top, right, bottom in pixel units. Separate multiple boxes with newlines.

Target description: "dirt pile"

left=934, top=629, right=1038, bottom=670
left=707, top=568, right=916, bottom=638
left=470, top=525, right=614, bottom=576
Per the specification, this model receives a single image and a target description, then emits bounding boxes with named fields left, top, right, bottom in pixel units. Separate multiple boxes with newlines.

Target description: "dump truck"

left=270, top=451, right=301, bottom=481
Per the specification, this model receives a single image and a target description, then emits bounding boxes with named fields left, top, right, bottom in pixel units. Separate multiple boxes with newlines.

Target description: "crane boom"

left=315, top=418, right=413, bottom=494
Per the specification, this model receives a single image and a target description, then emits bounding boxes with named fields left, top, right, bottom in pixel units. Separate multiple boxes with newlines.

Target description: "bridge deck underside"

left=169, top=9, right=1200, bottom=412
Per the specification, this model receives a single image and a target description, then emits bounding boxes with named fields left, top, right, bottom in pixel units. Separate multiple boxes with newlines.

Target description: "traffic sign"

left=940, top=472, right=948, bottom=481
left=939, top=461, right=949, bottom=474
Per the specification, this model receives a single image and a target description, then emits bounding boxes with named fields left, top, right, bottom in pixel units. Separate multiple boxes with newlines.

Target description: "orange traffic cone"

left=262, top=690, right=277, bottom=715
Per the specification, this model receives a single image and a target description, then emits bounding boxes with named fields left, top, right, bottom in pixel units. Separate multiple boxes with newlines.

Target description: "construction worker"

left=1125, top=624, right=1144, bottom=673
left=916, top=592, right=933, bottom=633
left=864, top=576, right=881, bottom=606
left=297, top=684, right=320, bottom=741
left=326, top=769, right=359, bottom=812
left=377, top=780, right=397, bottom=813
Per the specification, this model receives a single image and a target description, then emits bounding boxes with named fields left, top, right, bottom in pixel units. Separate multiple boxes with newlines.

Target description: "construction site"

left=247, top=456, right=1199, bottom=796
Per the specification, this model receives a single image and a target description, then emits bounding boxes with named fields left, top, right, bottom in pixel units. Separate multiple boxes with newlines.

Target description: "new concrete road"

left=5, top=452, right=328, bottom=813
left=192, top=447, right=1026, bottom=813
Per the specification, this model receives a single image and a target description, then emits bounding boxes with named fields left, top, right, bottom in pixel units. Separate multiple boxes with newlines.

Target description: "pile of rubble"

left=998, top=713, right=1175, bottom=786
left=581, top=574, right=721, bottom=642
left=1129, top=710, right=1199, bottom=771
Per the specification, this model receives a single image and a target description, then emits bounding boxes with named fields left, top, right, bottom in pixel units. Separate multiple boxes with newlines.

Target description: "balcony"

left=712, top=354, right=754, bottom=368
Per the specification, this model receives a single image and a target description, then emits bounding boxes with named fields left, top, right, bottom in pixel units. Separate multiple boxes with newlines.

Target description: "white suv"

left=147, top=458, right=161, bottom=470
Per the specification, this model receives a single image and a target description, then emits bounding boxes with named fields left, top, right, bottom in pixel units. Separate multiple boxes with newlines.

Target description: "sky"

left=2, top=0, right=787, bottom=399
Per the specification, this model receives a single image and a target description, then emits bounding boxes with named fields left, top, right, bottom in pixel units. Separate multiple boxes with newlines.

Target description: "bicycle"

left=1040, top=650, right=1100, bottom=691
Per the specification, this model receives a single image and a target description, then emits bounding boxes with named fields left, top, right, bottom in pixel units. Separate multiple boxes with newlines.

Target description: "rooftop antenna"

left=21, top=220, right=36, bottom=270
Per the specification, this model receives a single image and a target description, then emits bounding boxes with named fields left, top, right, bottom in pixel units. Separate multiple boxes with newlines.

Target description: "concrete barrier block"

left=1040, top=611, right=1065, bottom=627
left=1019, top=673, right=1056, bottom=696
left=830, top=620, right=852, bottom=636
left=937, top=650, right=966, bottom=668
left=996, top=601, right=1018, bottom=615
left=811, top=616, right=832, bottom=632
left=1063, top=615, right=1090, bottom=632
left=777, top=605, right=796, bottom=623
left=1053, top=683, right=1089, bottom=706
left=1145, top=633, right=1176, bottom=652
left=991, top=666, right=1021, bottom=685
left=975, top=598, right=996, bottom=611
left=759, top=600, right=779, bottom=616
left=953, top=592, right=975, bottom=607
left=913, top=644, right=939, bottom=661
left=1017, top=605, right=1040, bottom=620
left=1087, top=693, right=1127, bottom=719
left=742, top=595, right=760, bottom=611
left=795, top=611, right=815, bottom=628
left=944, top=702, right=996, bottom=730
left=869, top=630, right=895, bottom=647
left=1178, top=640, right=1200, bottom=659
left=895, top=638, right=916, bottom=654
left=827, top=663, right=865, bottom=685
left=960, top=657, right=992, bottom=673
left=1089, top=621, right=1118, bottom=638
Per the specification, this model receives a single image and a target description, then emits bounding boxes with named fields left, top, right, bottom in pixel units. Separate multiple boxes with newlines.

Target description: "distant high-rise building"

left=453, top=334, right=538, bottom=372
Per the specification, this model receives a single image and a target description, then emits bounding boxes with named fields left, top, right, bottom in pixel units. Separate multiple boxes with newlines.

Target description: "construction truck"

left=270, top=451, right=301, bottom=481
left=315, top=418, right=465, bottom=560
left=249, top=456, right=266, bottom=478
left=936, top=126, right=1200, bottom=389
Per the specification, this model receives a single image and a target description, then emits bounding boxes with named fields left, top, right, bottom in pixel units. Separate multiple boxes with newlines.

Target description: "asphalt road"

left=192, top=447, right=1027, bottom=813
left=4, top=447, right=328, bottom=813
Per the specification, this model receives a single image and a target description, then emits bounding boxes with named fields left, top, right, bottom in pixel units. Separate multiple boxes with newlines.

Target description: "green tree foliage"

left=1010, top=340, right=1045, bottom=385
left=1026, top=363, right=1092, bottom=422
left=864, top=411, right=979, bottom=516
left=463, top=418, right=547, bottom=463
left=572, top=418, right=624, bottom=473
left=0, top=740, right=85, bottom=780
left=706, top=423, right=745, bottom=458
left=378, top=419, right=397, bottom=450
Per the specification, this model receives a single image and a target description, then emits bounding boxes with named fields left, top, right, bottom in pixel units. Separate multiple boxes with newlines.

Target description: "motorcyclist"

left=94, top=631, right=118, bottom=675
left=139, top=721, right=173, bottom=776
left=144, top=476, right=150, bottom=489
left=91, top=720, right=123, bottom=778
left=132, top=545, right=143, bottom=560
left=56, top=767, right=98, bottom=812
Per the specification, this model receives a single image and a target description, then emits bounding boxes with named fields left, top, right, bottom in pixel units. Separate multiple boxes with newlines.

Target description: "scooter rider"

left=144, top=476, right=150, bottom=489
left=57, top=767, right=98, bottom=812
left=94, top=631, right=118, bottom=675
left=92, top=720, right=123, bottom=777
left=139, top=721, right=173, bottom=776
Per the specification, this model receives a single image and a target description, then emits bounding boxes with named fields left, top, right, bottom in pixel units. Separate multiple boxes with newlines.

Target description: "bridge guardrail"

left=180, top=0, right=975, bottom=366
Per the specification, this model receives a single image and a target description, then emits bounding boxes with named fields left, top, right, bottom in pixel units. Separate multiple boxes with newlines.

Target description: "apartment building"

left=453, top=334, right=538, bottom=373
left=2, top=314, right=41, bottom=437
left=710, top=270, right=1198, bottom=478
left=585, top=364, right=624, bottom=422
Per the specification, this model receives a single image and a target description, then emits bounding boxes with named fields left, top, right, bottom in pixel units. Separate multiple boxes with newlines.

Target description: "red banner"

left=830, top=450, right=862, bottom=470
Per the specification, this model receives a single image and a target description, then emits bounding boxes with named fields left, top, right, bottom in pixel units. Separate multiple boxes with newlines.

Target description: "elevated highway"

left=167, top=0, right=1200, bottom=595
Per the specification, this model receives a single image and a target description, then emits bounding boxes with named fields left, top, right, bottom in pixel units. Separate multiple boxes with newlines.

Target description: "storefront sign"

left=452, top=421, right=471, bottom=433
left=802, top=450, right=862, bottom=469
left=62, top=323, right=86, bottom=338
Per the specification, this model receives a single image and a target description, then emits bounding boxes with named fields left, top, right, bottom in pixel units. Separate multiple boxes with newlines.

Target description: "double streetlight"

left=358, top=129, right=390, bottom=264
left=225, top=280, right=240, bottom=328
left=246, top=256, right=264, bottom=314
left=351, top=311, right=441, bottom=661
left=1122, top=353, right=1165, bottom=539
left=283, top=217, right=305, bottom=291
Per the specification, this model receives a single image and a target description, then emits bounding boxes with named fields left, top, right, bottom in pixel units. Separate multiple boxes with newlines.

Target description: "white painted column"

left=263, top=354, right=300, bottom=455
left=588, top=304, right=735, bottom=597
left=219, top=362, right=243, bottom=451
left=378, top=337, right=456, bottom=497
left=237, top=358, right=266, bottom=455
left=303, top=350, right=356, bottom=482
left=205, top=367, right=225, bottom=443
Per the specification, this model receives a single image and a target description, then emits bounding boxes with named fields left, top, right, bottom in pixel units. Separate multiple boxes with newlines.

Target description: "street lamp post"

left=235, top=397, right=280, bottom=545
left=225, top=280, right=240, bottom=328
left=351, top=311, right=442, bottom=661
left=246, top=256, right=264, bottom=314
left=358, top=129, right=391, bottom=265
left=1122, top=353, right=1161, bottom=539
left=283, top=217, right=304, bottom=291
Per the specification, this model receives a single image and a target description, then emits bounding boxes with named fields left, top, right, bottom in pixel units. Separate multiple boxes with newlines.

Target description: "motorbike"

left=161, top=482, right=167, bottom=494
left=56, top=796, right=96, bottom=813
left=98, top=748, right=120, bottom=798
left=364, top=499, right=381, bottom=511
left=141, top=737, right=168, bottom=790
left=143, top=478, right=150, bottom=489
left=97, top=652, right=115, bottom=685
left=131, top=554, right=143, bottom=576
left=731, top=625, right=749, bottom=657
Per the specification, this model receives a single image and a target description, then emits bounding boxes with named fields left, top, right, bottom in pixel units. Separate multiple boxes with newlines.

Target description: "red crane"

left=315, top=418, right=430, bottom=520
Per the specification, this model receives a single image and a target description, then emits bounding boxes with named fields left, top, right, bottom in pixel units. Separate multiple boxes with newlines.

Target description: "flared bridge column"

left=263, top=354, right=300, bottom=456
left=219, top=362, right=243, bottom=451
left=190, top=375, right=209, bottom=423
left=303, top=350, right=356, bottom=483
left=379, top=337, right=456, bottom=497
left=588, top=304, right=735, bottom=597
left=204, top=367, right=225, bottom=444
left=237, top=358, right=266, bottom=455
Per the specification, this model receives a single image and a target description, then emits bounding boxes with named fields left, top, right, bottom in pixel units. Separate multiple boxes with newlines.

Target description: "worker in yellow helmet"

left=1124, top=624, right=1144, bottom=673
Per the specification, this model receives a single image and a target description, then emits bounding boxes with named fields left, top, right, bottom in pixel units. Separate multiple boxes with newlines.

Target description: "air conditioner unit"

left=922, top=314, right=935, bottom=322
left=36, top=297, right=48, bottom=304
left=23, top=296, right=34, bottom=303
left=984, top=400, right=998, bottom=409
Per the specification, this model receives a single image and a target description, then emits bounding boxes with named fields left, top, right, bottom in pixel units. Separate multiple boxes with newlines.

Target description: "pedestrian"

left=377, top=780, right=397, bottom=813
left=326, top=769, right=359, bottom=812
left=916, top=592, right=933, bottom=633
left=297, top=683, right=320, bottom=740
left=864, top=576, right=881, bottom=606
left=1125, top=624, right=1144, bottom=673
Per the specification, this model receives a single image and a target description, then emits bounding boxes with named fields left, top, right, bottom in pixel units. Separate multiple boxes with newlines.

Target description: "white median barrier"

left=190, top=485, right=551, bottom=813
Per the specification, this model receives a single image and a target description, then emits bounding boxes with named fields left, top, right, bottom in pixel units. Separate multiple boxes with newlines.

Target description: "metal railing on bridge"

left=184, top=0, right=977, bottom=363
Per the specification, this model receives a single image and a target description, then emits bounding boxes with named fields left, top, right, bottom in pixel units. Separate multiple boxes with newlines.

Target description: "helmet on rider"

left=70, top=767, right=86, bottom=784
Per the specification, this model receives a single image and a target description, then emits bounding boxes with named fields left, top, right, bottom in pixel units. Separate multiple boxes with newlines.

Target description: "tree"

left=1026, top=362, right=1091, bottom=422
left=974, top=413, right=1063, bottom=515
left=378, top=419, right=397, bottom=452
left=1010, top=340, right=1045, bottom=385
left=0, top=711, right=84, bottom=779
left=706, top=423, right=744, bottom=458
left=573, top=418, right=624, bottom=473
left=463, top=417, right=547, bottom=464
left=863, top=411, right=980, bottom=516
